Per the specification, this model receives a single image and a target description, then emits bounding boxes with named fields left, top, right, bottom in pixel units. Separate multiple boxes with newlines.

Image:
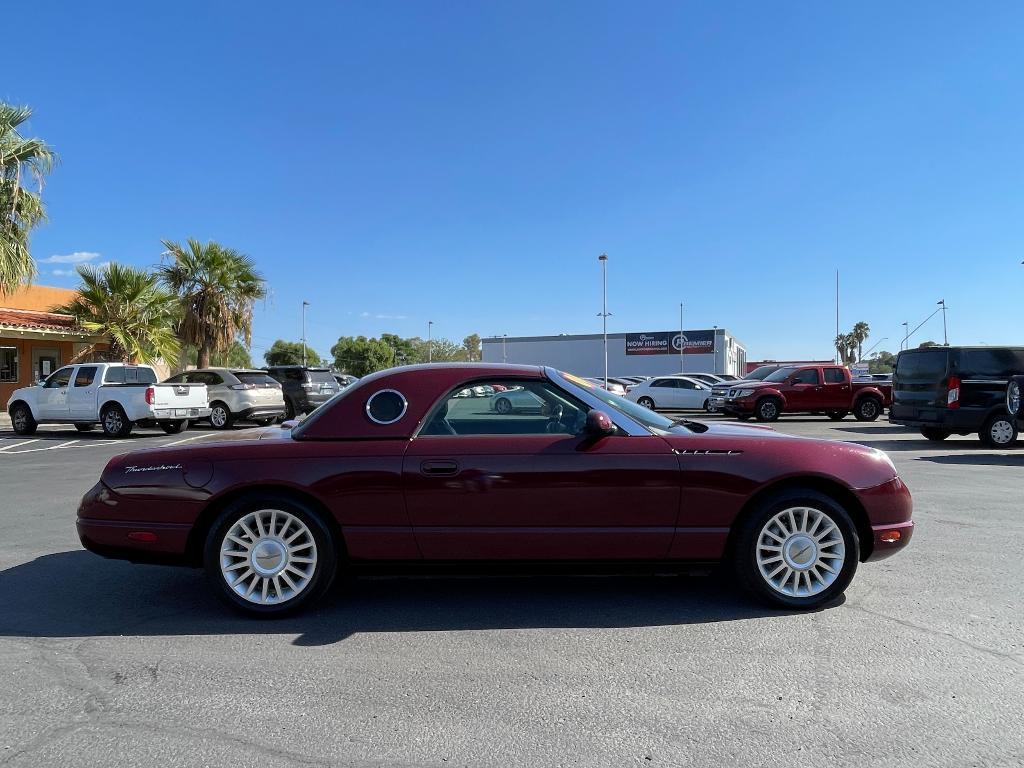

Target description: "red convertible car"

left=77, top=364, right=913, bottom=616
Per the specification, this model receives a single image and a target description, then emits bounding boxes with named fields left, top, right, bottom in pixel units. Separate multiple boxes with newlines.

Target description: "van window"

left=959, top=349, right=1024, bottom=379
left=896, top=350, right=948, bottom=379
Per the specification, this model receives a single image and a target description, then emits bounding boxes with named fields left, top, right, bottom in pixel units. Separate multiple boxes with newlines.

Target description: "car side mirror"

left=585, top=410, right=615, bottom=437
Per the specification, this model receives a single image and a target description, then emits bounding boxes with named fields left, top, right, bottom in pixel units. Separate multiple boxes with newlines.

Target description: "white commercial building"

left=482, top=329, right=747, bottom=378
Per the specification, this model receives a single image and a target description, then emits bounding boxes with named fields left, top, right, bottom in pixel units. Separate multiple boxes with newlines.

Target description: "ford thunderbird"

left=77, top=364, right=913, bottom=616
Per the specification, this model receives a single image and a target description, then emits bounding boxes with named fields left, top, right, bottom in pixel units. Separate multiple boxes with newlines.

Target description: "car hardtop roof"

left=265, top=364, right=333, bottom=371
left=358, top=362, right=544, bottom=382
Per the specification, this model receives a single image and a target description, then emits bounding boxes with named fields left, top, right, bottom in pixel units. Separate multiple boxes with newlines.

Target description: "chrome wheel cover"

left=760, top=401, right=778, bottom=419
left=211, top=406, right=228, bottom=428
left=13, top=408, right=28, bottom=430
left=860, top=400, right=878, bottom=418
left=103, top=409, right=122, bottom=433
left=756, top=506, right=845, bottom=598
left=990, top=419, right=1014, bottom=445
left=220, top=509, right=318, bottom=605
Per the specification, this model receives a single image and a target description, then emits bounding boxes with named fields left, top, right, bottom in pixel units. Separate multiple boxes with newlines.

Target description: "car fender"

left=751, top=387, right=787, bottom=408
left=853, top=386, right=885, bottom=404
left=7, top=396, right=40, bottom=420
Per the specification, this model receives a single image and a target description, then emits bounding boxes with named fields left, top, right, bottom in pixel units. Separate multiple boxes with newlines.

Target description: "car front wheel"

left=10, top=404, right=38, bottom=435
left=980, top=413, right=1018, bottom=448
left=494, top=397, right=513, bottom=415
left=204, top=495, right=338, bottom=616
left=854, top=397, right=882, bottom=422
left=733, top=489, right=859, bottom=610
left=755, top=397, right=781, bottom=422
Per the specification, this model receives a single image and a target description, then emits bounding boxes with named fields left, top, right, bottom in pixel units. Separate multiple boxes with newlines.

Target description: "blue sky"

left=8, top=2, right=1024, bottom=363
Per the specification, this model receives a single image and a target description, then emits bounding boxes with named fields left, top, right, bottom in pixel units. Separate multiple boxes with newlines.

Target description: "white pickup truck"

left=6, top=362, right=210, bottom=438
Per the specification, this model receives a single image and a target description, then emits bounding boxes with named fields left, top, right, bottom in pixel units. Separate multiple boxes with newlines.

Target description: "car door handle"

left=420, top=460, right=459, bottom=476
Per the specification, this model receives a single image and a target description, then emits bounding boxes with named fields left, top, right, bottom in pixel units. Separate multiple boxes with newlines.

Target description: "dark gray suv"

left=264, top=366, right=339, bottom=419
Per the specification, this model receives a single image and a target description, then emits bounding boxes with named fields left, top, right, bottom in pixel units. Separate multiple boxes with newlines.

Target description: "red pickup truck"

left=721, top=364, right=891, bottom=422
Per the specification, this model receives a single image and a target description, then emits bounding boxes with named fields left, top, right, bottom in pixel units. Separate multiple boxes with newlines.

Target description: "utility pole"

left=938, top=299, right=948, bottom=345
left=301, top=301, right=310, bottom=367
left=502, top=333, right=507, bottom=364
left=835, top=270, right=840, bottom=364
left=597, top=254, right=610, bottom=389
left=678, top=302, right=684, bottom=373
left=901, top=321, right=909, bottom=351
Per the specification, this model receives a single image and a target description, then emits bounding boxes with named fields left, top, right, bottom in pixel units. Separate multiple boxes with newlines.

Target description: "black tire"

left=203, top=494, right=338, bottom=617
left=159, top=420, right=188, bottom=435
left=854, top=397, right=882, bottom=422
left=732, top=489, right=860, bottom=610
left=284, top=398, right=296, bottom=421
left=209, top=402, right=234, bottom=430
left=755, top=397, right=782, bottom=422
left=100, top=404, right=133, bottom=438
left=74, top=423, right=96, bottom=432
left=702, top=399, right=711, bottom=412
left=826, top=411, right=848, bottom=421
left=495, top=397, right=513, bottom=415
left=979, top=412, right=1018, bottom=448
left=920, top=427, right=950, bottom=442
left=637, top=396, right=656, bottom=410
left=10, top=403, right=37, bottom=435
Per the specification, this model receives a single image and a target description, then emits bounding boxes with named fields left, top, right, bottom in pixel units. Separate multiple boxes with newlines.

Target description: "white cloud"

left=40, top=251, right=101, bottom=264
left=51, top=268, right=76, bottom=277
left=360, top=311, right=408, bottom=320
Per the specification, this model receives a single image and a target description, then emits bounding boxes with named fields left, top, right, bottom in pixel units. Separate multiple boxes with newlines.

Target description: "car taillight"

left=145, top=386, right=155, bottom=405
left=301, top=382, right=315, bottom=391
left=230, top=383, right=255, bottom=390
left=947, top=376, right=960, bottom=409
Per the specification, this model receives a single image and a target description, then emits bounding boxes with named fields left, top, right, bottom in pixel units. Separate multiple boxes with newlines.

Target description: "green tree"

left=53, top=263, right=179, bottom=364
left=380, top=333, right=419, bottom=365
left=264, top=340, right=321, bottom=367
left=414, top=336, right=463, bottom=362
left=868, top=350, right=896, bottom=374
left=462, top=333, right=481, bottom=362
left=331, top=336, right=394, bottom=377
left=918, top=340, right=938, bottom=348
left=158, top=238, right=266, bottom=368
left=1, top=104, right=57, bottom=295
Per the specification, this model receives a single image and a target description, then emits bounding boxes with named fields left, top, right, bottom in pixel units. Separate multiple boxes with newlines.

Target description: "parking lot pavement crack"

left=844, top=603, right=1024, bottom=668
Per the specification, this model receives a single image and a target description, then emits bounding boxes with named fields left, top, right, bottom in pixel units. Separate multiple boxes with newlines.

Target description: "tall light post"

left=938, top=299, right=948, bottom=345
left=597, top=254, right=610, bottom=389
left=678, top=302, right=685, bottom=373
left=427, top=321, right=434, bottom=363
left=502, top=333, right=507, bottom=364
left=301, top=301, right=310, bottom=367
left=861, top=337, right=888, bottom=362
left=901, top=321, right=909, bottom=351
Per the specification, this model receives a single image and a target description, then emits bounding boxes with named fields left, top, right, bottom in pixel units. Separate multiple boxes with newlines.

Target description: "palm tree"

left=158, top=239, right=266, bottom=368
left=1, top=104, right=57, bottom=295
left=851, top=321, right=871, bottom=362
left=53, top=263, right=180, bottom=364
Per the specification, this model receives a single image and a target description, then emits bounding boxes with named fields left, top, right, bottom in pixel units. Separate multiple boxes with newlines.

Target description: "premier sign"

left=624, top=330, right=716, bottom=356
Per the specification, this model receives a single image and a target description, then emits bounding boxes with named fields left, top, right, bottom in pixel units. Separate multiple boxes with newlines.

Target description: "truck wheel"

left=100, top=404, right=133, bottom=438
left=209, top=402, right=234, bottom=430
left=920, top=427, right=950, bottom=442
left=854, top=397, right=882, bottom=422
left=74, top=423, right=96, bottom=433
left=755, top=397, right=781, bottom=422
left=980, top=413, right=1017, bottom=448
left=159, top=420, right=189, bottom=435
left=826, top=411, right=848, bottom=421
left=10, top=403, right=37, bottom=436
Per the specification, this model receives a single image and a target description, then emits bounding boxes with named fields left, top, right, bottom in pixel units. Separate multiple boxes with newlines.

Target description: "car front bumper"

left=857, top=476, right=914, bottom=561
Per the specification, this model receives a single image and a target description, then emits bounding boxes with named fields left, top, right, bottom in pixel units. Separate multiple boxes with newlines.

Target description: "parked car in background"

left=264, top=366, right=339, bottom=420
left=7, top=363, right=209, bottom=437
left=625, top=375, right=714, bottom=411
left=1007, top=375, right=1024, bottom=430
left=715, top=374, right=741, bottom=382
left=682, top=373, right=728, bottom=386
left=164, top=369, right=285, bottom=429
left=333, top=373, right=359, bottom=388
left=585, top=377, right=627, bottom=395
left=77, top=363, right=913, bottom=616
left=890, top=346, right=1024, bottom=447
left=489, top=385, right=546, bottom=414
left=721, top=365, right=891, bottom=422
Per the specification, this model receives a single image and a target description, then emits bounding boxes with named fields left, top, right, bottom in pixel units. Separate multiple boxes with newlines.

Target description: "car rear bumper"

left=152, top=407, right=211, bottom=420
left=236, top=405, right=286, bottom=421
left=889, top=406, right=984, bottom=430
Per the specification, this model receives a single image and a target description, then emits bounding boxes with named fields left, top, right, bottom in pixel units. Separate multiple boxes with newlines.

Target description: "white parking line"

left=163, top=432, right=220, bottom=447
left=0, top=439, right=41, bottom=452
left=2, top=439, right=82, bottom=455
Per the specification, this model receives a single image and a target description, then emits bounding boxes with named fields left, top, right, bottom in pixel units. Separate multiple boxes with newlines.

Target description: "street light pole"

left=427, top=321, right=434, bottom=363
left=502, top=333, right=507, bottom=364
left=597, top=254, right=610, bottom=389
left=938, top=299, right=948, bottom=345
left=301, top=301, right=310, bottom=367
left=901, top=322, right=909, bottom=351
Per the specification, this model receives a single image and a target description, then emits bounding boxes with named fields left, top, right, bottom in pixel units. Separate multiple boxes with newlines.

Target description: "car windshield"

left=745, top=366, right=778, bottom=380
left=763, top=366, right=798, bottom=383
left=555, top=370, right=706, bottom=434
left=307, top=370, right=337, bottom=384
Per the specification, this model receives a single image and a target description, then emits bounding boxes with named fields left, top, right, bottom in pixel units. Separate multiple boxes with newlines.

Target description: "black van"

left=890, top=346, right=1024, bottom=447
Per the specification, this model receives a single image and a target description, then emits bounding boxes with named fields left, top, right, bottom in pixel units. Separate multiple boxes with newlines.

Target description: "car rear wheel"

left=494, top=397, right=513, bottom=415
left=283, top=398, right=296, bottom=421
left=826, top=411, right=848, bottom=421
left=854, top=397, right=882, bottom=422
left=209, top=402, right=234, bottom=430
left=755, top=397, right=781, bottom=422
left=733, top=489, right=859, bottom=610
left=920, top=427, right=950, bottom=441
left=204, top=495, right=337, bottom=616
left=980, top=413, right=1017, bottom=448
left=100, top=404, right=133, bottom=438
left=10, top=404, right=37, bottom=435
left=159, top=420, right=188, bottom=435
left=637, top=396, right=656, bottom=410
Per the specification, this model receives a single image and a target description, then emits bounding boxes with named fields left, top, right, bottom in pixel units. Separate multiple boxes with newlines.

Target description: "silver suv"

left=164, top=368, right=286, bottom=429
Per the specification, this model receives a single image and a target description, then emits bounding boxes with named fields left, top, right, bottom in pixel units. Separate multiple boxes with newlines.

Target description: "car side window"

left=165, top=374, right=184, bottom=384
left=206, top=372, right=224, bottom=385
left=678, top=379, right=696, bottom=390
left=651, top=379, right=676, bottom=389
left=792, top=368, right=821, bottom=385
left=73, top=366, right=98, bottom=387
left=45, top=367, right=73, bottom=388
left=420, top=379, right=591, bottom=437
left=823, top=368, right=846, bottom=384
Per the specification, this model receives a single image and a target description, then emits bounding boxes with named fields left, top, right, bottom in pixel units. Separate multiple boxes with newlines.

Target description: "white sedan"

left=624, top=375, right=714, bottom=411
left=489, top=386, right=547, bottom=414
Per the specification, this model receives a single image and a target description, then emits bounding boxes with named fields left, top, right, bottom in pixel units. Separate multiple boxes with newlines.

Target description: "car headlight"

left=1008, top=381, right=1021, bottom=417
left=735, top=388, right=755, bottom=398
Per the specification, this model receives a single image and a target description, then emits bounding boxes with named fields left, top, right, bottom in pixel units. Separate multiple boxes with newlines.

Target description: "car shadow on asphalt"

left=0, top=551, right=829, bottom=645
left=916, top=453, right=1022, bottom=466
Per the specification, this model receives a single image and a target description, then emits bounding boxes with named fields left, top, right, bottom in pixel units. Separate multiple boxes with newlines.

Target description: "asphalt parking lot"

left=1, top=416, right=1022, bottom=767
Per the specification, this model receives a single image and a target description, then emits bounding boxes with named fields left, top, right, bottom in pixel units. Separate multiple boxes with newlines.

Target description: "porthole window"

left=366, top=389, right=408, bottom=425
